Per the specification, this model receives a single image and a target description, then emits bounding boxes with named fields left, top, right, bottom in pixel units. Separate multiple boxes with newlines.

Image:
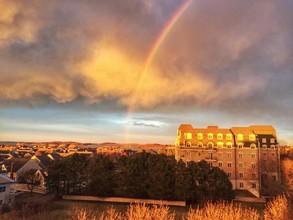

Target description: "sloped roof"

left=0, top=174, right=14, bottom=184
left=249, top=125, right=276, bottom=137
left=3, top=158, right=30, bottom=173
left=178, top=124, right=193, bottom=131
left=49, top=153, right=61, bottom=161
left=36, top=155, right=54, bottom=168
left=230, top=127, right=254, bottom=136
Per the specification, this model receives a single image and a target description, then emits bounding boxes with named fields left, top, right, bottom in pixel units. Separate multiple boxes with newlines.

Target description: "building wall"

left=175, top=124, right=279, bottom=197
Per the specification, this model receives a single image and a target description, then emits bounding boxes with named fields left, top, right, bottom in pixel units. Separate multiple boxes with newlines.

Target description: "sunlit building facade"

left=175, top=124, right=279, bottom=197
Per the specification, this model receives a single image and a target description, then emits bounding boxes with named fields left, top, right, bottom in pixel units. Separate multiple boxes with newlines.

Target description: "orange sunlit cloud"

left=0, top=0, right=292, bottom=144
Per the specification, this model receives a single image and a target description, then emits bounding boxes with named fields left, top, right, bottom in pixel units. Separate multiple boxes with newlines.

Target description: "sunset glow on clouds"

left=0, top=0, right=293, bottom=144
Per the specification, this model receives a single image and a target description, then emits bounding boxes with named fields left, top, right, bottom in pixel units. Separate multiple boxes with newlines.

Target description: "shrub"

left=185, top=201, right=259, bottom=220
left=264, top=195, right=290, bottom=220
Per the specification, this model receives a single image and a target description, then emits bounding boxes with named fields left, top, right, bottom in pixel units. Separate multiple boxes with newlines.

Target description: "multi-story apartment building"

left=175, top=124, right=279, bottom=197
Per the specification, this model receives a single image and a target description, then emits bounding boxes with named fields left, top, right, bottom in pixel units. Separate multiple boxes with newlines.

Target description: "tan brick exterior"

left=175, top=124, right=279, bottom=197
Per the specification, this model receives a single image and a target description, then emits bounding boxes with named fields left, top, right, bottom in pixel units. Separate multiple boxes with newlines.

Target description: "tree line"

left=46, top=152, right=233, bottom=203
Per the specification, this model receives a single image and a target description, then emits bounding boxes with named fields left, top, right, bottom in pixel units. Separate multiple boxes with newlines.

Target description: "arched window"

left=238, top=143, right=243, bottom=148
left=207, top=142, right=214, bottom=149
left=250, top=144, right=256, bottom=149
left=226, top=142, right=233, bottom=148
left=217, top=142, right=223, bottom=148
left=186, top=142, right=191, bottom=147
left=197, top=142, right=203, bottom=148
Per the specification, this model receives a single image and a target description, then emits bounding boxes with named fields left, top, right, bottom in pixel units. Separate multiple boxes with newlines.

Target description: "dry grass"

left=126, top=203, right=175, bottom=220
left=185, top=201, right=259, bottom=220
left=69, top=203, right=174, bottom=220
left=264, top=195, right=291, bottom=220
left=4, top=195, right=291, bottom=220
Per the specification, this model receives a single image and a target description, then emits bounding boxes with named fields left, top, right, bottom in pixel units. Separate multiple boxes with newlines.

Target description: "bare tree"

left=19, top=170, right=43, bottom=194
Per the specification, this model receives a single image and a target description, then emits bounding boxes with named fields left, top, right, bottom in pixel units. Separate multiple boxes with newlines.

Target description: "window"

left=262, top=138, right=267, bottom=143
left=270, top=138, right=275, bottom=144
left=251, top=154, right=256, bottom=159
left=208, top=153, right=213, bottom=159
left=239, top=153, right=243, bottom=159
left=263, top=153, right=267, bottom=157
left=186, top=142, right=191, bottom=147
left=186, top=133, right=192, bottom=139
left=249, top=134, right=256, bottom=141
left=238, top=143, right=243, bottom=149
left=262, top=144, right=267, bottom=149
left=271, top=145, right=275, bottom=149
left=197, top=142, right=203, bottom=148
left=208, top=133, right=213, bottom=140
left=252, top=173, right=256, bottom=179
left=239, top=172, right=244, bottom=178
left=207, top=142, right=213, bottom=149
left=240, top=182, right=244, bottom=188
left=218, top=162, right=223, bottom=167
left=252, top=183, right=257, bottom=188
left=227, top=152, right=232, bottom=158
left=228, top=162, right=232, bottom=168
left=237, top=134, right=243, bottom=141
left=226, top=142, right=233, bottom=148
left=239, top=162, right=243, bottom=168
left=0, top=200, right=2, bottom=205
left=218, top=152, right=223, bottom=157
left=271, top=153, right=275, bottom=157
left=197, top=133, right=203, bottom=140
left=0, top=186, right=6, bottom=193
left=251, top=163, right=256, bottom=169
left=228, top=172, right=232, bottom=178
left=250, top=144, right=256, bottom=149
left=226, top=134, right=232, bottom=140
left=217, top=142, right=223, bottom=148
left=217, top=133, right=223, bottom=140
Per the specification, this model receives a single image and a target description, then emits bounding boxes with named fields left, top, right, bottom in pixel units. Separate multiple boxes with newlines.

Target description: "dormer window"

left=197, top=133, right=203, bottom=140
left=226, top=134, right=232, bottom=140
left=208, top=133, right=213, bottom=140
left=186, top=133, right=192, bottom=139
left=217, top=133, right=223, bottom=140
left=249, top=134, right=256, bottom=141
left=270, top=138, right=275, bottom=144
left=237, top=134, right=243, bottom=141
left=262, top=138, right=267, bottom=143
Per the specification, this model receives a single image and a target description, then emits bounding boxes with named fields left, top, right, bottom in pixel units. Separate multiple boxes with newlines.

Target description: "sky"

left=0, top=0, right=292, bottom=144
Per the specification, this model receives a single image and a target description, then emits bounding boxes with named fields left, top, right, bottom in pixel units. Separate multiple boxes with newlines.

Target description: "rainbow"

left=125, top=0, right=193, bottom=142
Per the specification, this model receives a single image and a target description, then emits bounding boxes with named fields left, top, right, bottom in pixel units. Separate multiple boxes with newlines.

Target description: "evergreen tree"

left=88, top=154, right=115, bottom=196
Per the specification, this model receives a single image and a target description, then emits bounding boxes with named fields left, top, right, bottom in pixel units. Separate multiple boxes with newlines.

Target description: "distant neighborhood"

left=0, top=135, right=292, bottom=213
left=0, top=141, right=174, bottom=210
